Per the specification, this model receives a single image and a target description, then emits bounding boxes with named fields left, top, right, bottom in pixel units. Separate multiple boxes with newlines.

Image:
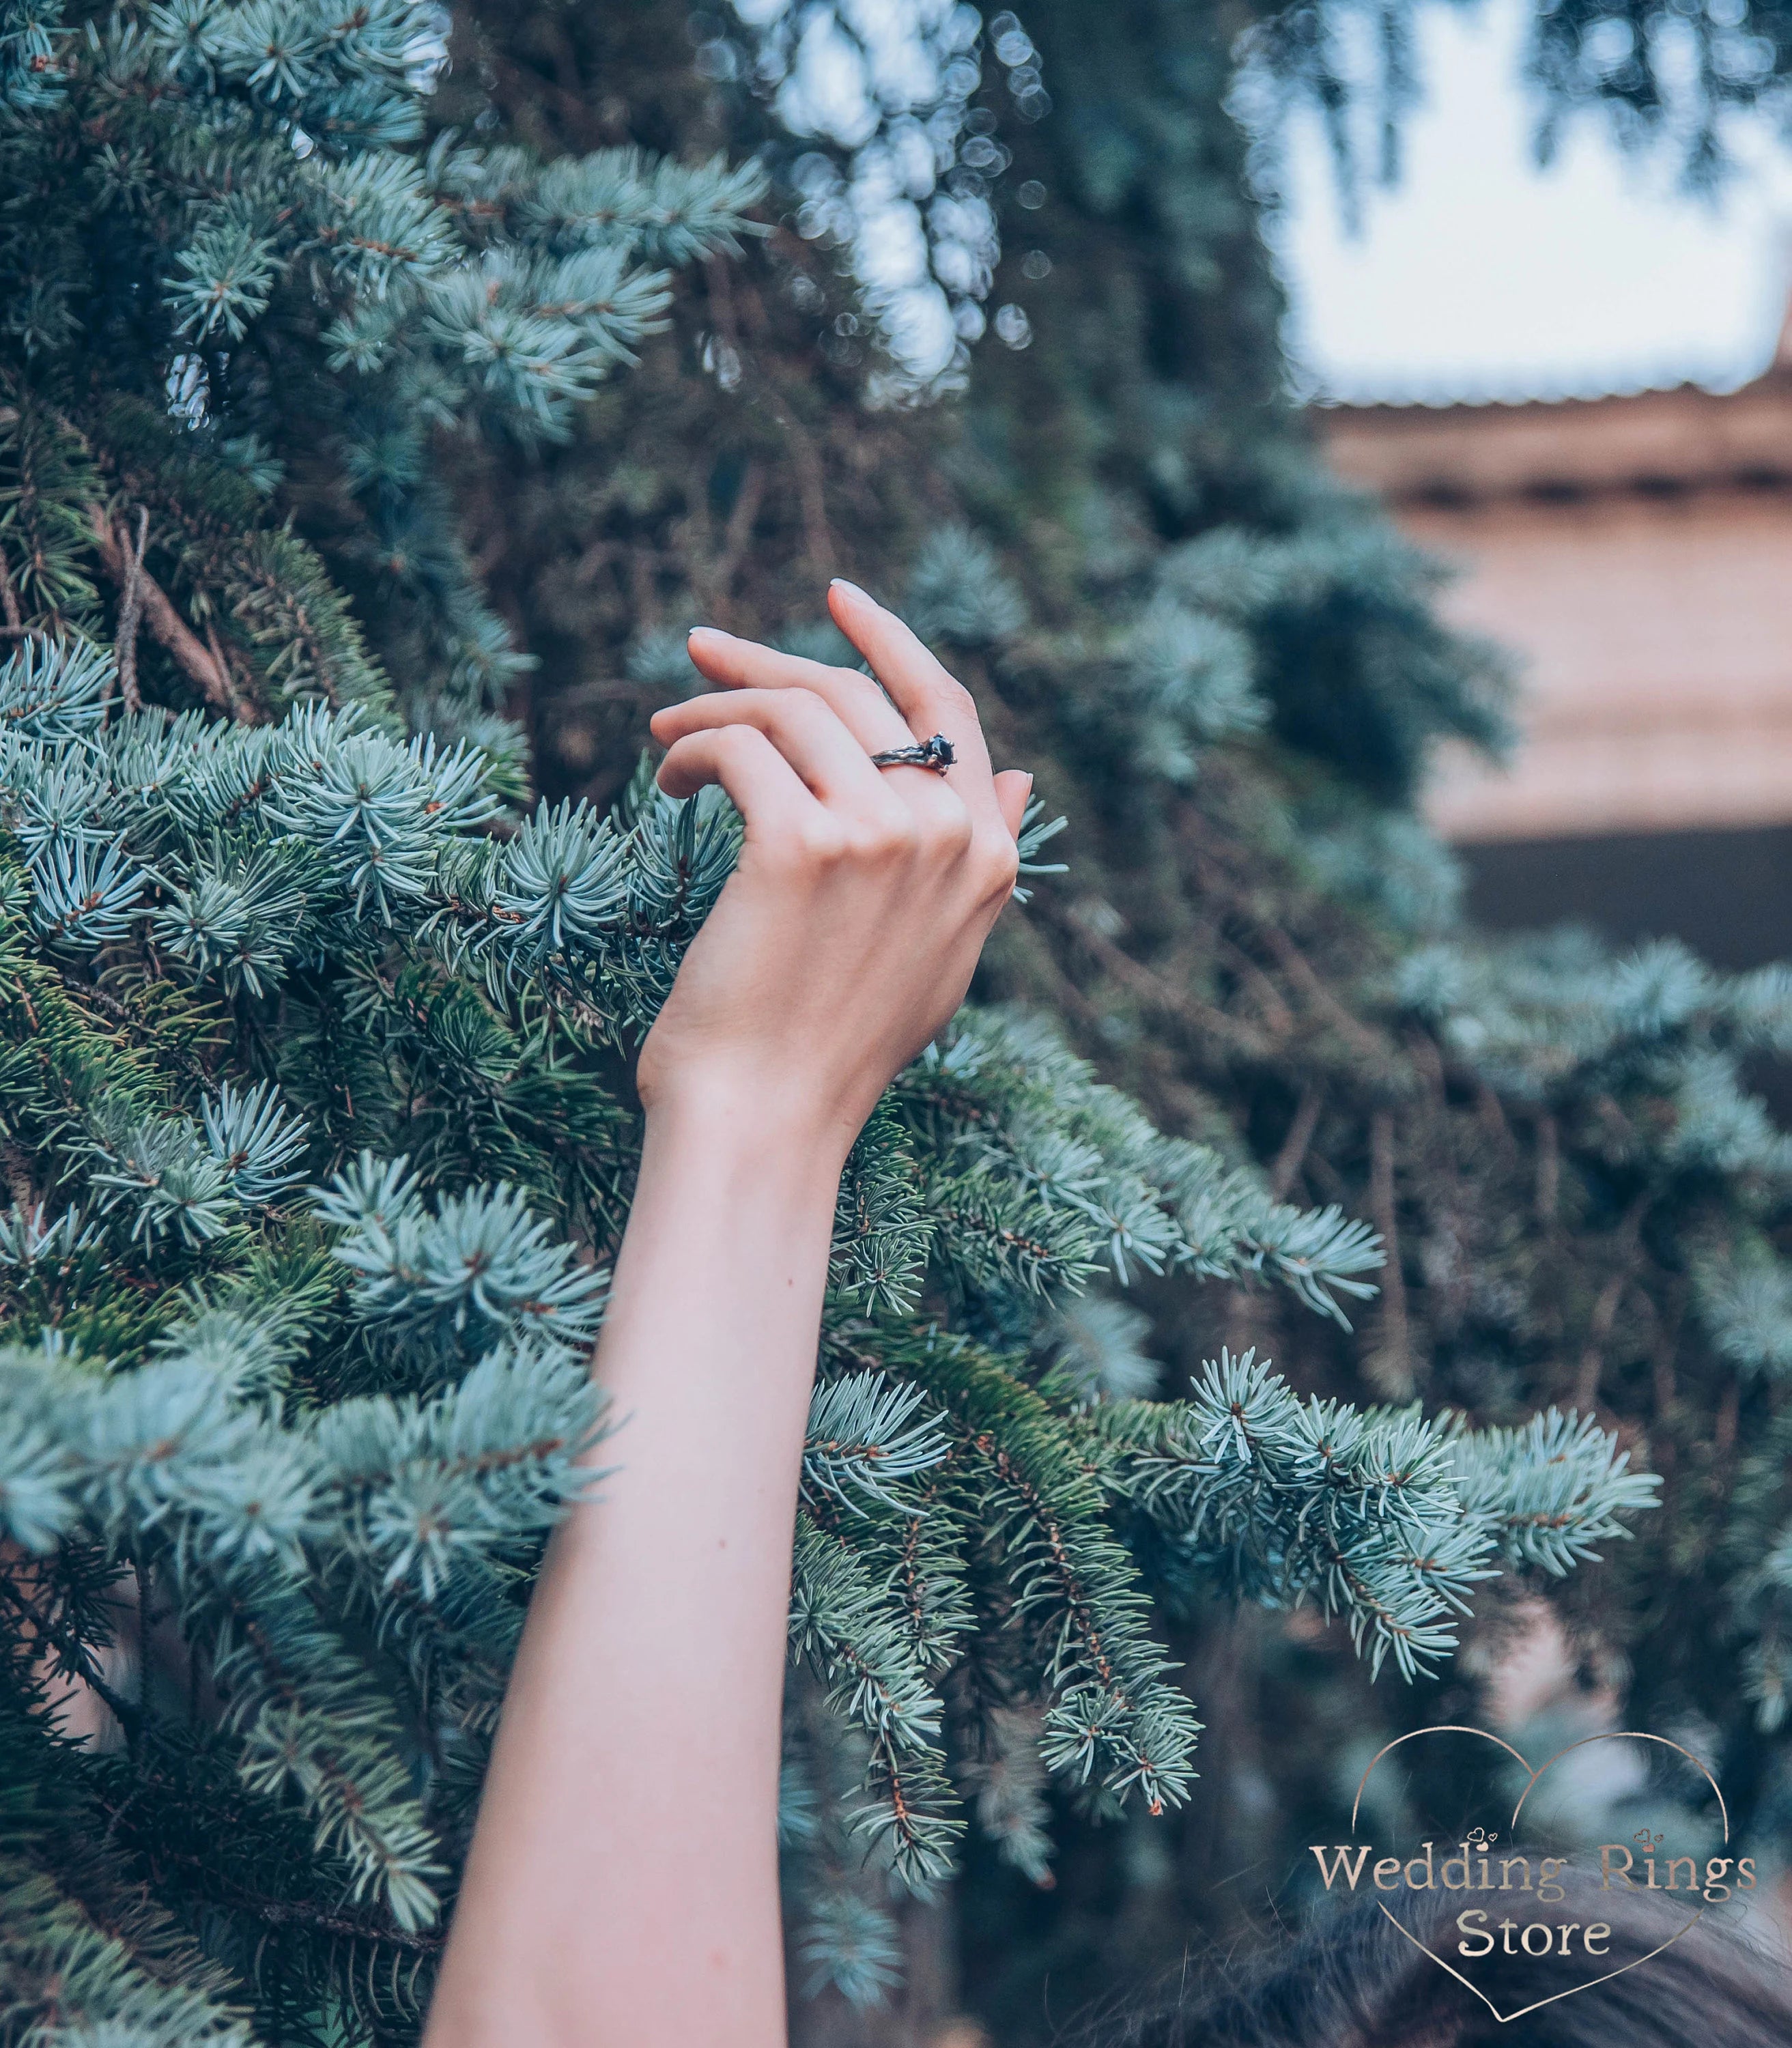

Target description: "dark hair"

left=1087, top=1873, right=1792, bottom=2047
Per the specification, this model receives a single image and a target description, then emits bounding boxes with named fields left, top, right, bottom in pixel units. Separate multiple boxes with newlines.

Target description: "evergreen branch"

left=0, top=1703, right=253, bottom=2045
left=0, top=1853, right=255, bottom=2045
left=1446, top=1408, right=1660, bottom=1576
left=789, top=1512, right=963, bottom=1884
left=311, top=1337, right=607, bottom=1603
left=1098, top=1348, right=1492, bottom=1679
left=0, top=1566, right=142, bottom=1736
left=194, top=1566, right=445, bottom=1931
left=802, top=1370, right=951, bottom=1516
left=852, top=1330, right=1201, bottom=1816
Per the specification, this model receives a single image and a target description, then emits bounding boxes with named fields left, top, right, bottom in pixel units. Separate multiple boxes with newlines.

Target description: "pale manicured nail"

left=829, top=578, right=872, bottom=604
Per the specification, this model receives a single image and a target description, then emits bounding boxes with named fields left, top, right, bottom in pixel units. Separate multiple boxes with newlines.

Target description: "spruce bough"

left=0, top=1, right=1654, bottom=2037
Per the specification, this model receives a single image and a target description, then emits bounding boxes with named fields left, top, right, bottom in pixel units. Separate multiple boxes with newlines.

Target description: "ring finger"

left=825, top=580, right=999, bottom=819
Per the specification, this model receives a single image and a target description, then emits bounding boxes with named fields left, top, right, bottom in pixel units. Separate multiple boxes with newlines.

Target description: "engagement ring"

left=870, top=733, right=956, bottom=775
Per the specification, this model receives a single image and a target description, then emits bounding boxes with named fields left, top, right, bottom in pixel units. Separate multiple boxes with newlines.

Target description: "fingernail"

left=829, top=578, right=871, bottom=603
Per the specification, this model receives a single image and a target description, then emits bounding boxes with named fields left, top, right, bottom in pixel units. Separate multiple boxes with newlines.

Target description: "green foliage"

left=442, top=1, right=1792, bottom=2036
left=0, top=0, right=763, bottom=743
left=0, top=1, right=1686, bottom=2042
left=0, top=606, right=1638, bottom=2032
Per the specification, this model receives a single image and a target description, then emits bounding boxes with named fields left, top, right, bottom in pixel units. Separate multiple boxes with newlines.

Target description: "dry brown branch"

left=1365, top=1107, right=1413, bottom=1397
left=1252, top=916, right=1393, bottom=1066
left=1535, top=1113, right=1561, bottom=1227
left=784, top=414, right=835, bottom=575
left=1269, top=1083, right=1325, bottom=1199
left=712, top=458, right=767, bottom=604
left=111, top=505, right=149, bottom=714
left=89, top=505, right=244, bottom=717
left=1041, top=896, right=1275, bottom=1061
left=1215, top=933, right=1296, bottom=1038
left=1572, top=1190, right=1651, bottom=1410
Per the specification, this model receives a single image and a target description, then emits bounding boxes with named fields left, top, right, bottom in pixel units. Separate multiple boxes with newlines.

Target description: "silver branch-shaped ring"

left=869, top=733, right=956, bottom=775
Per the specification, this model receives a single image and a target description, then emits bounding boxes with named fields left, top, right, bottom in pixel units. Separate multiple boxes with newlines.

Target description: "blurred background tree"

left=439, top=0, right=1792, bottom=2040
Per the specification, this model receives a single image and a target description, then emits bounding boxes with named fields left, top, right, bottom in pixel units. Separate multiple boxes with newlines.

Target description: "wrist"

left=639, top=1072, right=859, bottom=1195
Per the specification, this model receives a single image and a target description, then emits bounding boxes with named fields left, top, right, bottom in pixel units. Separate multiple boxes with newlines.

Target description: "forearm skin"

left=426, top=1094, right=844, bottom=2048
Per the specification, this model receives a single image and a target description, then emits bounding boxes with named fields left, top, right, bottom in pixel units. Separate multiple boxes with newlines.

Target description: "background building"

left=1321, top=329, right=1792, bottom=968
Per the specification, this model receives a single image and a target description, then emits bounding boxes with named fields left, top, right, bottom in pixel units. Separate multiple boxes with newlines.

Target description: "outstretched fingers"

left=676, top=593, right=1029, bottom=874
left=685, top=627, right=911, bottom=753
left=655, top=687, right=980, bottom=879
left=651, top=688, right=896, bottom=809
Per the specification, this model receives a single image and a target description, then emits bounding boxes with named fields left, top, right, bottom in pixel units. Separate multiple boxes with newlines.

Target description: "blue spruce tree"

left=449, top=2, right=1792, bottom=2036
left=0, top=1, right=1655, bottom=2040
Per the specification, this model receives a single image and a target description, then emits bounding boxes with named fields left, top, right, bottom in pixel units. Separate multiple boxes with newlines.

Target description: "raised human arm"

left=423, top=580, right=1028, bottom=2048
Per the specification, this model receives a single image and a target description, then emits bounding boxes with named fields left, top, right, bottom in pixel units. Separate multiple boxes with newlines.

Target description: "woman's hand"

left=427, top=581, right=1031, bottom=2048
left=637, top=578, right=1030, bottom=1164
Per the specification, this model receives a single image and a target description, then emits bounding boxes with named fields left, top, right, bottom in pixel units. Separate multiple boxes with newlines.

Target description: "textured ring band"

left=870, top=733, right=956, bottom=775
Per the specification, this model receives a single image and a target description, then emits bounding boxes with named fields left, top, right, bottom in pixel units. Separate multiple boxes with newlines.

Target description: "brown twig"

left=1180, top=832, right=1393, bottom=1066
left=1253, top=918, right=1392, bottom=1065
left=1216, top=933, right=1296, bottom=1038
left=203, top=618, right=242, bottom=707
left=89, top=505, right=242, bottom=717
left=111, top=506, right=149, bottom=715
left=1571, top=1190, right=1651, bottom=1410
left=1475, top=1083, right=1514, bottom=1151
left=0, top=544, right=21, bottom=632
left=1041, top=897, right=1274, bottom=1060
left=1366, top=1108, right=1413, bottom=1398
left=782, top=414, right=835, bottom=577
left=0, top=1140, right=35, bottom=1213
left=709, top=457, right=767, bottom=608
left=1269, top=1083, right=1324, bottom=1199
left=1573, top=1275, right=1629, bottom=1412
left=1535, top=1113, right=1561, bottom=1229
left=244, top=1898, right=446, bottom=1953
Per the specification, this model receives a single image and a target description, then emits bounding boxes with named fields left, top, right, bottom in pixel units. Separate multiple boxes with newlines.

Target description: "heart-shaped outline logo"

left=1347, top=1724, right=1729, bottom=2025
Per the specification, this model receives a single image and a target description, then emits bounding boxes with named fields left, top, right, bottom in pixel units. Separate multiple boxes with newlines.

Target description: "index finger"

left=826, top=580, right=999, bottom=814
left=684, top=627, right=913, bottom=754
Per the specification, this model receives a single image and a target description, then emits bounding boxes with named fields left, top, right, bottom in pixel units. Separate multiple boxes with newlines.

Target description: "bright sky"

left=1272, top=0, right=1792, bottom=403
